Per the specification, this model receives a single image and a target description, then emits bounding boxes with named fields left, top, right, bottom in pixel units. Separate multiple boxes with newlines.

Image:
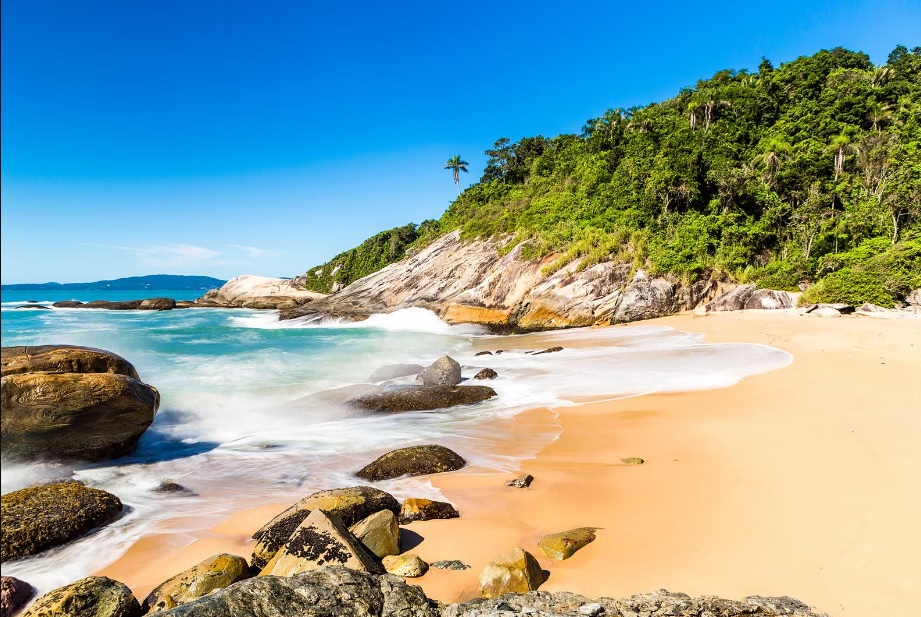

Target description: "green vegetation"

left=303, top=47, right=921, bottom=306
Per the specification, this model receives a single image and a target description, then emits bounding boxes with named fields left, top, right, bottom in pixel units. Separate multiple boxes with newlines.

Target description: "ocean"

left=0, top=289, right=791, bottom=593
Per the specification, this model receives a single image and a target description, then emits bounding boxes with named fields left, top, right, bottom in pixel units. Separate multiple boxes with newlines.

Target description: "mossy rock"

left=1, top=481, right=122, bottom=562
left=356, top=445, right=467, bottom=482
left=22, top=576, right=140, bottom=617
left=398, top=498, right=460, bottom=524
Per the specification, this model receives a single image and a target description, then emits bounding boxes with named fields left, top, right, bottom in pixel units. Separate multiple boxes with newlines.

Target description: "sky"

left=2, top=0, right=919, bottom=284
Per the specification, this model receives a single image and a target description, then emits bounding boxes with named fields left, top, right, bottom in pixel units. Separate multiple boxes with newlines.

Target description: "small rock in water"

left=620, top=457, right=644, bottom=465
left=474, top=368, right=498, bottom=380
left=507, top=474, right=534, bottom=488
left=418, top=355, right=462, bottom=386
left=1, top=576, right=35, bottom=617
left=530, top=346, right=563, bottom=355
left=355, top=444, right=467, bottom=481
left=494, top=350, right=508, bottom=354
left=154, top=481, right=195, bottom=495
left=474, top=351, right=493, bottom=356
left=431, top=559, right=470, bottom=570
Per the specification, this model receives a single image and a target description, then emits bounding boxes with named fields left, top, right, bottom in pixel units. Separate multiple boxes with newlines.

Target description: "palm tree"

left=752, top=137, right=792, bottom=189
left=444, top=155, right=469, bottom=195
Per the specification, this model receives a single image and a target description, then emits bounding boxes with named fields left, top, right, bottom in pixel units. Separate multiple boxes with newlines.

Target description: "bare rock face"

left=707, top=284, right=756, bottom=311
left=612, top=278, right=677, bottom=323
left=259, top=509, right=383, bottom=576
left=1, top=481, right=123, bottom=562
left=743, top=289, right=799, bottom=310
left=349, top=510, right=400, bottom=558
left=356, top=445, right=467, bottom=481
left=251, top=486, right=399, bottom=570
left=398, top=498, right=460, bottom=524
left=1, top=576, right=35, bottom=617
left=22, top=576, right=140, bottom=617
left=478, top=547, right=545, bottom=598
left=197, top=275, right=325, bottom=309
left=418, top=356, right=462, bottom=386
left=156, top=567, right=438, bottom=617
left=142, top=554, right=250, bottom=613
left=350, top=385, right=497, bottom=413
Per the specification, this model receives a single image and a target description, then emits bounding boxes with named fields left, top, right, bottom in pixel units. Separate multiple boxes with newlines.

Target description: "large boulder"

left=368, top=364, right=424, bottom=382
left=251, top=486, right=399, bottom=570
left=537, top=527, right=598, bottom=560
left=1, top=345, right=139, bottom=380
left=259, top=509, right=383, bottom=576
left=478, top=547, right=545, bottom=598
left=349, top=510, right=400, bottom=558
left=142, top=554, right=250, bottom=613
left=706, top=284, right=756, bottom=311
left=398, top=498, right=460, bottom=524
left=350, top=385, right=496, bottom=413
left=743, top=289, right=798, bottom=310
left=1, top=576, right=34, bottom=617
left=907, top=289, right=921, bottom=306
left=22, top=576, right=140, bottom=617
left=139, top=298, right=176, bottom=311
left=1, top=481, right=123, bottom=562
left=155, top=566, right=438, bottom=617
left=1, top=371, right=160, bottom=461
left=417, top=356, right=462, bottom=386
left=356, top=445, right=467, bottom=482
left=611, top=278, right=677, bottom=323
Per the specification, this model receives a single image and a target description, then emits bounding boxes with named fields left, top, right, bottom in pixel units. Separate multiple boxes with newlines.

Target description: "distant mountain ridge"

left=2, top=275, right=227, bottom=291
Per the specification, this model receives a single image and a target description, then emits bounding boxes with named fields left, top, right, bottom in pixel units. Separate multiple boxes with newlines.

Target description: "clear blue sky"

left=2, top=0, right=919, bottom=284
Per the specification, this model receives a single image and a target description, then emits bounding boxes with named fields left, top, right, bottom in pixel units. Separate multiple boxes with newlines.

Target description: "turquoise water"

left=0, top=292, right=791, bottom=593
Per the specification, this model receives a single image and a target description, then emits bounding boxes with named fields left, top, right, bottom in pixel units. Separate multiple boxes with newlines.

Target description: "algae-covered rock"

left=1, top=481, right=122, bottom=562
left=537, top=527, right=599, bottom=560
left=260, top=509, right=382, bottom=576
left=398, top=498, right=460, bottom=524
left=431, top=559, right=470, bottom=570
left=382, top=554, right=428, bottom=578
left=350, top=385, right=496, bottom=413
left=474, top=368, right=498, bottom=380
left=478, top=547, right=545, bottom=598
left=143, top=554, right=250, bottom=612
left=418, top=356, right=462, bottom=386
left=349, top=510, right=400, bottom=558
left=22, top=576, right=140, bottom=617
left=356, top=445, right=467, bottom=482
left=1, top=576, right=35, bottom=617
left=251, top=486, right=398, bottom=570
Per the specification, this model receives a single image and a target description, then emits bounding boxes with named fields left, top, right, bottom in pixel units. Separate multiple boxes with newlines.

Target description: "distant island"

left=1, top=275, right=227, bottom=292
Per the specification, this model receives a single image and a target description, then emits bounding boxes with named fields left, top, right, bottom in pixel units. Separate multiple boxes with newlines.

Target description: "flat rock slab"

left=368, top=364, right=424, bottom=382
left=356, top=445, right=467, bottom=481
left=350, top=385, right=496, bottom=413
left=538, top=527, right=599, bottom=560
left=399, top=498, right=460, bottom=524
left=1, top=481, right=122, bottom=562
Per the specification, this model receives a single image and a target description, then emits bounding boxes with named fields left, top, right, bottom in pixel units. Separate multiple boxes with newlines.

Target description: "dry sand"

left=98, top=311, right=921, bottom=615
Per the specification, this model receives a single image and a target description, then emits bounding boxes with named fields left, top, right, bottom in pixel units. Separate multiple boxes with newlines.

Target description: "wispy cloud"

left=229, top=244, right=280, bottom=258
left=83, top=243, right=222, bottom=267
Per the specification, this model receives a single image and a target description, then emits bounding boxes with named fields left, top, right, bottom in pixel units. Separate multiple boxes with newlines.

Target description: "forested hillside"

left=303, top=46, right=921, bottom=306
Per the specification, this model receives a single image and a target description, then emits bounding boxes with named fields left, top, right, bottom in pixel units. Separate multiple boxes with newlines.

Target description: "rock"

left=356, top=445, right=467, bottom=481
left=398, top=498, right=460, bottom=524
left=51, top=301, right=83, bottom=308
left=809, top=306, right=844, bottom=317
left=857, top=303, right=888, bottom=313
left=529, top=346, right=563, bottom=355
left=368, top=364, right=424, bottom=382
left=154, top=481, right=195, bottom=495
left=474, top=368, right=498, bottom=380
left=1, top=481, right=122, bottom=562
left=474, top=351, right=493, bottom=356
left=22, top=576, right=140, bottom=617
left=707, top=284, right=756, bottom=311
left=251, top=486, right=399, bottom=570
left=743, top=289, right=799, bottom=310
left=537, top=527, right=599, bottom=560
left=197, top=275, right=325, bottom=308
left=174, top=301, right=194, bottom=309
left=142, top=554, right=250, bottom=612
left=139, top=298, right=176, bottom=310
left=818, top=303, right=855, bottom=314
left=15, top=305, right=48, bottom=310
left=80, top=300, right=142, bottom=310
left=907, top=289, right=921, bottom=306
left=294, top=384, right=382, bottom=408
left=382, top=554, right=428, bottom=578
left=418, top=356, right=462, bottom=386
left=349, top=510, right=400, bottom=558
left=579, top=602, right=604, bottom=616
left=350, top=385, right=496, bottom=413
left=1, top=371, right=160, bottom=461
left=1, top=345, right=140, bottom=379
left=693, top=303, right=710, bottom=316
left=431, top=560, right=470, bottom=570
left=478, top=547, right=545, bottom=598
left=155, top=566, right=437, bottom=617
left=612, top=278, right=677, bottom=323
left=621, top=457, right=644, bottom=465
left=259, top=509, right=383, bottom=576
left=1, top=576, right=34, bottom=617
left=507, top=474, right=534, bottom=488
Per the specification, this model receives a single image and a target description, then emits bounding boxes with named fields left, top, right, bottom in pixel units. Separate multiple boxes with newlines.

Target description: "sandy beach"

left=97, top=311, right=921, bottom=616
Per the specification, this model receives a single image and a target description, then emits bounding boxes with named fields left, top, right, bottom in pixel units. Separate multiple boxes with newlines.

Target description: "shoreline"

left=94, top=311, right=921, bottom=615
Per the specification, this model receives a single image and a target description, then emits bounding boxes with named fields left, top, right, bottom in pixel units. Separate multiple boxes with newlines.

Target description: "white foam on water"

left=0, top=308, right=791, bottom=596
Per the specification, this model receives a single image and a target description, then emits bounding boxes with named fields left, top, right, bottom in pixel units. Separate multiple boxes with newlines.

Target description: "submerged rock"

left=418, top=356, right=462, bottom=386
left=143, top=554, right=250, bottom=613
left=260, top=509, right=382, bottom=576
left=368, top=364, right=424, bottom=382
left=1, top=576, right=35, bottom=617
left=474, top=368, right=498, bottom=380
left=251, top=486, right=398, bottom=570
left=537, top=527, right=599, bottom=560
left=356, top=445, right=467, bottom=481
left=1, top=481, right=122, bottom=562
left=398, top=498, right=460, bottom=524
left=350, top=385, right=496, bottom=413
left=478, top=547, right=545, bottom=598
left=22, top=576, right=140, bottom=617
left=294, top=383, right=382, bottom=408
